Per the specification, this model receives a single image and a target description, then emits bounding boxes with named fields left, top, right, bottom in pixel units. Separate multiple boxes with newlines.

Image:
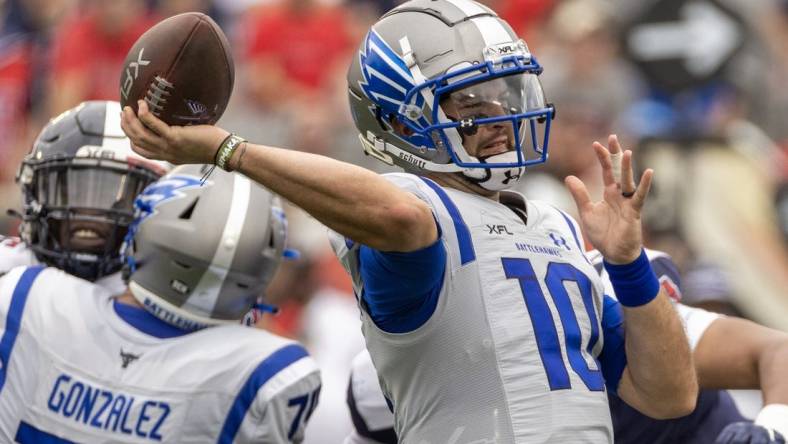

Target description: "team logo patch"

left=120, top=348, right=141, bottom=369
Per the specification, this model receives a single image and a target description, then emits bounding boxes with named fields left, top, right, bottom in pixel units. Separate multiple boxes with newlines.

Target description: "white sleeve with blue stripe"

left=227, top=344, right=321, bottom=444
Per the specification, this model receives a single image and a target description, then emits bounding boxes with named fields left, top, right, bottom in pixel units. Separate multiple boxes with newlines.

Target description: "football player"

left=120, top=1, right=697, bottom=441
left=0, top=165, right=321, bottom=442
left=344, top=249, right=788, bottom=444
left=590, top=250, right=788, bottom=444
left=1, top=100, right=169, bottom=294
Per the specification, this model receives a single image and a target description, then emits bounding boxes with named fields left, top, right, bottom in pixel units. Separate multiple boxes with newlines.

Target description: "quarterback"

left=121, top=0, right=697, bottom=442
left=0, top=166, right=320, bottom=443
left=345, top=249, right=788, bottom=443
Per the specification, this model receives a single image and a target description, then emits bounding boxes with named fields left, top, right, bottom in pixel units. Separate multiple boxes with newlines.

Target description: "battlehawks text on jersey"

left=0, top=266, right=321, bottom=443
left=0, top=236, right=125, bottom=294
left=331, top=173, right=623, bottom=444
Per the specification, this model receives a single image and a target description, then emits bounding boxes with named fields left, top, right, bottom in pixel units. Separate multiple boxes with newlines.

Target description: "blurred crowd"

left=2, top=0, right=788, bottom=439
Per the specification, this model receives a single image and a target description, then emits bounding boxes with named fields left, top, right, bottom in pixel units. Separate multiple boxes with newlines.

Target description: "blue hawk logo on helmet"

left=133, top=175, right=204, bottom=221
left=358, top=30, right=434, bottom=149
left=120, top=175, right=204, bottom=273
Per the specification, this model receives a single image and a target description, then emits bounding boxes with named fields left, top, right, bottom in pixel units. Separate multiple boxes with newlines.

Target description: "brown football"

left=119, top=12, right=234, bottom=126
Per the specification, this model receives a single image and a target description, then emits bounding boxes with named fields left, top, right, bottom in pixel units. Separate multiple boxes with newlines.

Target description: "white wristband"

left=755, top=403, right=788, bottom=439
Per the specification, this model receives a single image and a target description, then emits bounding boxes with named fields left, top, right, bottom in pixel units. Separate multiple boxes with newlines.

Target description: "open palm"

left=565, top=135, right=654, bottom=265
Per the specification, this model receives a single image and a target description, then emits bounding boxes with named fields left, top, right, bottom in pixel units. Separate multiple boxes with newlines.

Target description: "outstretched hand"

left=120, top=100, right=229, bottom=165
left=565, top=135, right=653, bottom=264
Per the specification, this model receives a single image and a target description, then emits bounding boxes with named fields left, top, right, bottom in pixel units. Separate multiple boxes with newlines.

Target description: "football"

left=119, top=12, right=234, bottom=126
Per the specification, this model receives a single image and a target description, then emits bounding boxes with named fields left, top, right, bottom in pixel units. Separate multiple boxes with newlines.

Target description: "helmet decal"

left=358, top=30, right=433, bottom=149
left=359, top=30, right=418, bottom=115
left=134, top=174, right=204, bottom=222
left=121, top=174, right=203, bottom=272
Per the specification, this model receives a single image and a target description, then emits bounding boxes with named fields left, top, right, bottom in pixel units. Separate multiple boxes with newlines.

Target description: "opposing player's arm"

left=694, top=316, right=788, bottom=397
left=694, top=315, right=788, bottom=438
left=120, top=102, right=437, bottom=253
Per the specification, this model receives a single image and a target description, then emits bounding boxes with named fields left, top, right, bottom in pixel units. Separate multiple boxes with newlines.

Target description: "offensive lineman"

left=0, top=165, right=321, bottom=443
left=120, top=1, right=697, bottom=441
left=1, top=100, right=170, bottom=294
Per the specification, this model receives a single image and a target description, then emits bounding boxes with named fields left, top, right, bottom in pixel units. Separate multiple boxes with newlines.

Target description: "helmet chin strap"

left=461, top=151, right=525, bottom=191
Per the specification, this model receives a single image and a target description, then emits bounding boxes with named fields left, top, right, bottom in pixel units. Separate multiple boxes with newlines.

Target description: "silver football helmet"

left=15, top=101, right=170, bottom=281
left=122, top=165, right=287, bottom=330
left=347, top=0, right=555, bottom=190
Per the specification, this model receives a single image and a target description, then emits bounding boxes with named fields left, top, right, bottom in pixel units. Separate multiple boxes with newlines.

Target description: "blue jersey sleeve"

left=358, top=229, right=446, bottom=334
left=599, top=295, right=626, bottom=394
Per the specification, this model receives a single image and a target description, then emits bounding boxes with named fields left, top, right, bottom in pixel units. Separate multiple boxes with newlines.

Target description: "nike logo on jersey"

left=120, top=348, right=141, bottom=369
left=47, top=373, right=170, bottom=441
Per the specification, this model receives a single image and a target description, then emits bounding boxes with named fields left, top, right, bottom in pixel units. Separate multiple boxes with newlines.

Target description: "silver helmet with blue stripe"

left=347, top=0, right=555, bottom=190
left=123, top=165, right=287, bottom=330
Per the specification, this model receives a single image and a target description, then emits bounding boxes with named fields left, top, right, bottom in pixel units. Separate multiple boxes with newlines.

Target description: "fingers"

left=593, top=141, right=616, bottom=187
left=609, top=134, right=622, bottom=183
left=630, top=169, right=654, bottom=211
left=565, top=175, right=592, bottom=213
left=137, top=100, right=171, bottom=137
left=607, top=134, right=621, bottom=154
left=120, top=105, right=168, bottom=160
left=128, top=142, right=157, bottom=159
left=621, top=150, right=637, bottom=195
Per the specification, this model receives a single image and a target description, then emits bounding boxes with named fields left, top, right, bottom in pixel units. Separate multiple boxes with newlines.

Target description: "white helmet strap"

left=462, top=151, right=525, bottom=190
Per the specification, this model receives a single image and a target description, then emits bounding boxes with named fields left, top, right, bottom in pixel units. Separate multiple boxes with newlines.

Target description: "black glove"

left=716, top=422, right=786, bottom=444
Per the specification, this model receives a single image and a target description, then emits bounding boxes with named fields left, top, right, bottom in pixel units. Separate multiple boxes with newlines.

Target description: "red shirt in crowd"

left=244, top=4, right=353, bottom=92
left=50, top=12, right=155, bottom=101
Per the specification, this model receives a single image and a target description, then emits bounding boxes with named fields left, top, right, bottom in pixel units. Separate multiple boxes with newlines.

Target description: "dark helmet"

left=15, top=101, right=170, bottom=281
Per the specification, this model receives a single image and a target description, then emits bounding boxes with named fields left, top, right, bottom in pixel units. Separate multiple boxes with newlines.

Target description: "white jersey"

left=0, top=266, right=321, bottom=443
left=587, top=249, right=722, bottom=350
left=345, top=246, right=723, bottom=444
left=331, top=173, right=615, bottom=444
left=0, top=236, right=126, bottom=295
left=345, top=350, right=395, bottom=444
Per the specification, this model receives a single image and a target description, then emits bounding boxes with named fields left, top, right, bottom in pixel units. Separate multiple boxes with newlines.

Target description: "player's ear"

left=389, top=116, right=414, bottom=137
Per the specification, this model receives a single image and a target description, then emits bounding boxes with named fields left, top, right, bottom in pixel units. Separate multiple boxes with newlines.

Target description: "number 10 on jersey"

left=502, top=258, right=605, bottom=392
